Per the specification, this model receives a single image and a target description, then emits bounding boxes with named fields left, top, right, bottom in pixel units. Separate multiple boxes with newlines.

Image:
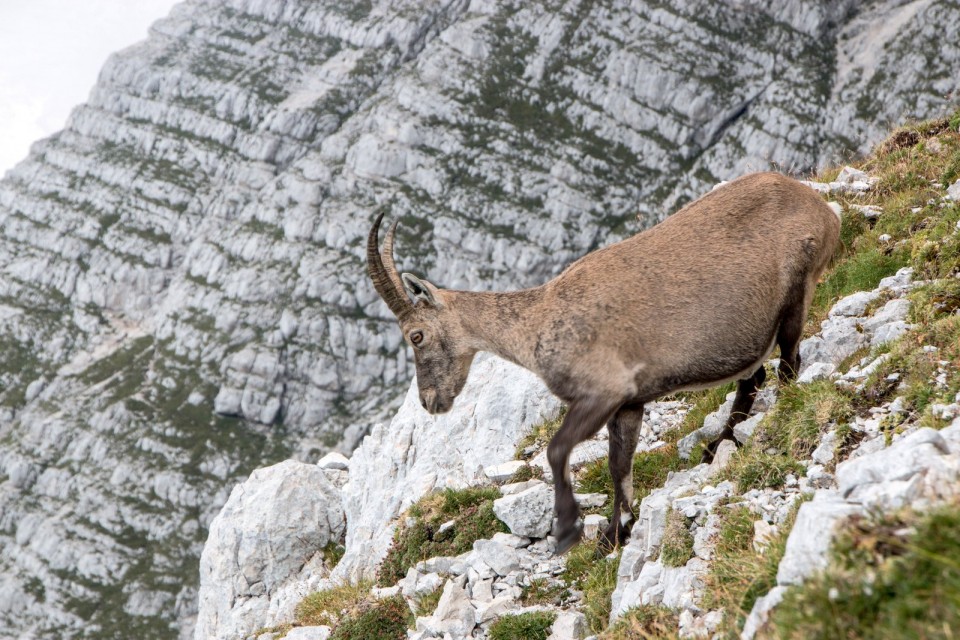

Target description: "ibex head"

left=367, top=213, right=476, bottom=414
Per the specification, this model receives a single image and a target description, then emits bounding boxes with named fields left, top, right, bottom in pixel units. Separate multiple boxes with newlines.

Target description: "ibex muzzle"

left=367, top=172, right=840, bottom=555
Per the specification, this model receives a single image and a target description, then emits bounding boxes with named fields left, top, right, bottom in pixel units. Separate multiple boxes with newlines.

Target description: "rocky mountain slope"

left=1, top=0, right=959, bottom=637
left=196, top=120, right=960, bottom=639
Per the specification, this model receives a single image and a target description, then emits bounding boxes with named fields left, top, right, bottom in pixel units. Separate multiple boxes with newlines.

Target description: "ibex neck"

left=448, top=288, right=545, bottom=371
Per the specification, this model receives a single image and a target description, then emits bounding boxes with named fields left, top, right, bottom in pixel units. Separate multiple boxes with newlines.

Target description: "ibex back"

left=367, top=172, right=840, bottom=554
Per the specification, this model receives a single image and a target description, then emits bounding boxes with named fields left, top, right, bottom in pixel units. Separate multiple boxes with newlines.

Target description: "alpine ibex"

left=367, top=172, right=840, bottom=554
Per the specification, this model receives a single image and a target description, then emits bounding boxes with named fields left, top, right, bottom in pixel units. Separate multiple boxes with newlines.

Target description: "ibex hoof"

left=554, top=521, right=584, bottom=555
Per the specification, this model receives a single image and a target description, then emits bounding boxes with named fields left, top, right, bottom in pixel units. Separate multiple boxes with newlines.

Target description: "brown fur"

left=367, top=172, right=840, bottom=553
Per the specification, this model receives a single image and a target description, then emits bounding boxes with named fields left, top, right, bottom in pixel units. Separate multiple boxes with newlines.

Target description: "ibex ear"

left=402, top=273, right=441, bottom=308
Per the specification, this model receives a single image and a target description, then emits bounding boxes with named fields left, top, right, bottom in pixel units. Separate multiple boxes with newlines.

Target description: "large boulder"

left=194, top=461, right=345, bottom=640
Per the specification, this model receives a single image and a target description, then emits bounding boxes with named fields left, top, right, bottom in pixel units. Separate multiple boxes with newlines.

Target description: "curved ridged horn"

left=381, top=219, right=407, bottom=298
left=367, top=212, right=413, bottom=319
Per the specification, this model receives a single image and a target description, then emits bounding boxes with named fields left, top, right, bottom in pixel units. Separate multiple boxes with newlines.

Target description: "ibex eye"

left=410, top=330, right=424, bottom=345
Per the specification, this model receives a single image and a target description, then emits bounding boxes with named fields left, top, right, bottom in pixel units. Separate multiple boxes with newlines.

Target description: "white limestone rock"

left=484, top=461, right=528, bottom=483
left=317, top=452, right=350, bottom=471
left=194, top=461, right=345, bottom=640
left=775, top=491, right=864, bottom=586
left=828, top=291, right=880, bottom=317
left=284, top=627, right=332, bottom=640
left=416, top=579, right=476, bottom=638
left=472, top=540, right=521, bottom=577
left=946, top=179, right=960, bottom=201
left=334, top=354, right=562, bottom=582
left=548, top=610, right=588, bottom=640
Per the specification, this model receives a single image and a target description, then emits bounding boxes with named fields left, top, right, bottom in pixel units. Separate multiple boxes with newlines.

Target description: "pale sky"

left=0, top=0, right=182, bottom=176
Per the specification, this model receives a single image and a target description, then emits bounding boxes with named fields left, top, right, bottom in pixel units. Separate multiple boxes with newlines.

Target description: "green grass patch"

left=767, top=504, right=960, bottom=639
left=329, top=594, right=412, bottom=640
left=659, top=509, right=694, bottom=568
left=295, top=580, right=374, bottom=627
left=582, top=547, right=622, bottom=634
left=576, top=444, right=686, bottom=519
left=754, top=380, right=853, bottom=459
left=489, top=610, right=557, bottom=640
left=600, top=605, right=680, bottom=639
left=377, top=487, right=507, bottom=586
left=516, top=407, right=566, bottom=458
left=413, top=588, right=443, bottom=618
left=704, top=502, right=801, bottom=635
left=508, top=464, right=545, bottom=483
left=720, top=450, right=805, bottom=492
left=521, top=577, right=572, bottom=606
left=557, top=539, right=621, bottom=633
left=811, top=248, right=907, bottom=321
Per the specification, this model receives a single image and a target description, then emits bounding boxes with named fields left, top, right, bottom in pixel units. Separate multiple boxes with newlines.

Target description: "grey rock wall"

left=1, top=0, right=959, bottom=636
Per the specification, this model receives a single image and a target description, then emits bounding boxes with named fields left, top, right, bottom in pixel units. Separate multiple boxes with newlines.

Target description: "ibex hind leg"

left=701, top=366, right=766, bottom=463
left=547, top=397, right=619, bottom=555
left=599, top=403, right=643, bottom=555
left=776, top=290, right=810, bottom=384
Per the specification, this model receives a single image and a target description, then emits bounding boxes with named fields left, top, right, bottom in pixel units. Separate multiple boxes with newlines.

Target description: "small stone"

left=483, top=460, right=528, bottom=482
left=416, top=572, right=444, bottom=596
left=500, top=479, right=544, bottom=496
left=574, top=492, right=608, bottom=509
left=947, top=179, right=960, bottom=201
left=798, top=362, right=836, bottom=384
left=473, top=595, right=516, bottom=624
left=493, top=483, right=554, bottom=538
left=888, top=397, right=907, bottom=414
left=753, top=520, right=778, bottom=553
left=316, top=451, right=349, bottom=471
left=583, top=514, right=609, bottom=540
left=547, top=610, right=588, bottom=640
left=710, top=440, right=738, bottom=470
left=849, top=204, right=882, bottom=219
left=836, top=166, right=870, bottom=184
left=811, top=431, right=837, bottom=466
left=437, top=519, right=456, bottom=535
left=284, top=627, right=332, bottom=640
left=491, top=532, right=531, bottom=548
left=734, top=413, right=765, bottom=443
left=372, top=585, right=400, bottom=599
left=878, top=233, right=892, bottom=242
left=472, top=540, right=520, bottom=576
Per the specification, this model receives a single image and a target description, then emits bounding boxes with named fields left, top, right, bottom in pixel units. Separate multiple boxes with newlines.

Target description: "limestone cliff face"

left=0, top=0, right=957, bottom=637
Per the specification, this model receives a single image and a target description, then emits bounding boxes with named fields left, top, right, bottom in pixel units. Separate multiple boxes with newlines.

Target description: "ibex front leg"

left=547, top=398, right=620, bottom=554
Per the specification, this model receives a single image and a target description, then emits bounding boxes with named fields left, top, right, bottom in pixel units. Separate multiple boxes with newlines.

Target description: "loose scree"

left=367, top=172, right=840, bottom=554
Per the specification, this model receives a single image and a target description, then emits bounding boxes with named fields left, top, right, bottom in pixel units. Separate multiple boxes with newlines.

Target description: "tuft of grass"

left=516, top=407, right=567, bottom=458
left=704, top=502, right=801, bottom=635
left=720, top=450, right=805, bottom=492
left=558, top=538, right=621, bottom=633
left=811, top=248, right=907, bottom=323
left=521, top=577, right=572, bottom=606
left=509, top=463, right=545, bottom=483
left=377, top=487, right=507, bottom=586
left=322, top=540, right=346, bottom=569
left=577, top=444, right=686, bottom=519
left=488, top=611, right=557, bottom=640
left=295, top=580, right=374, bottom=627
left=328, top=594, right=412, bottom=640
left=581, top=550, right=622, bottom=634
left=766, top=504, right=960, bottom=639
left=413, top=588, right=443, bottom=617
left=675, top=384, right=736, bottom=437
left=754, top=380, right=853, bottom=459
left=659, top=509, right=694, bottom=568
left=601, top=605, right=681, bottom=640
